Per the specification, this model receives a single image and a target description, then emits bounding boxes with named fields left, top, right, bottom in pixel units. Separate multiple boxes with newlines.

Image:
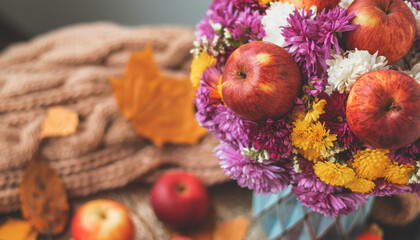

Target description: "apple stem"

left=387, top=102, right=401, bottom=112
left=384, top=1, right=392, bottom=14
left=236, top=70, right=247, bottom=80
left=99, top=211, right=107, bottom=220
left=175, top=183, right=186, bottom=193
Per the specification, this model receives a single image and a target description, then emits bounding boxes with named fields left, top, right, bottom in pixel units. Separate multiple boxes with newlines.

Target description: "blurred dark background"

left=0, top=0, right=212, bottom=38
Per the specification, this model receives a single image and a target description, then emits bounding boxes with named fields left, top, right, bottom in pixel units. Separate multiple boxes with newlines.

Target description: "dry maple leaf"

left=19, top=158, right=69, bottom=235
left=110, top=46, right=207, bottom=147
left=39, top=106, right=79, bottom=139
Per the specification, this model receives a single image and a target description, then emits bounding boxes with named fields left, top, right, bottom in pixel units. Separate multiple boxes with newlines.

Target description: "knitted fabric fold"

left=0, top=22, right=228, bottom=213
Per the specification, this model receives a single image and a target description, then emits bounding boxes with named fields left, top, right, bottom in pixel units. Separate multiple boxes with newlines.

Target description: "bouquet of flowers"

left=190, top=0, right=420, bottom=216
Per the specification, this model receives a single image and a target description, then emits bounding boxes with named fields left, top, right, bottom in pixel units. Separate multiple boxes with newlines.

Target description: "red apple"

left=343, top=0, right=416, bottom=64
left=150, top=171, right=210, bottom=230
left=346, top=69, right=420, bottom=149
left=281, top=0, right=340, bottom=11
left=355, top=232, right=383, bottom=240
left=221, top=41, right=301, bottom=122
left=71, top=199, right=135, bottom=240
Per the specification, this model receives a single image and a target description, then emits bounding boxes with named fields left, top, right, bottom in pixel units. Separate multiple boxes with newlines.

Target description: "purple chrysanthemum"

left=245, top=118, right=293, bottom=160
left=229, top=7, right=266, bottom=43
left=195, top=86, right=216, bottom=129
left=389, top=139, right=420, bottom=165
left=212, top=105, right=250, bottom=148
left=370, top=180, right=412, bottom=197
left=318, top=91, right=360, bottom=152
left=205, top=0, right=238, bottom=33
left=195, top=65, right=250, bottom=147
left=305, top=76, right=328, bottom=97
left=407, top=0, right=420, bottom=11
left=293, top=97, right=306, bottom=112
left=282, top=8, right=325, bottom=78
left=292, top=187, right=367, bottom=217
left=411, top=184, right=420, bottom=198
left=315, top=8, right=358, bottom=59
left=282, top=7, right=358, bottom=79
left=195, top=66, right=222, bottom=131
left=215, top=141, right=292, bottom=194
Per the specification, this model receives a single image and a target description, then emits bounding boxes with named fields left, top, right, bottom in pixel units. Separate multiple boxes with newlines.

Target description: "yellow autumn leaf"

left=213, top=216, right=249, bottom=240
left=39, top=106, right=79, bottom=138
left=110, top=46, right=207, bottom=147
left=0, top=218, right=38, bottom=240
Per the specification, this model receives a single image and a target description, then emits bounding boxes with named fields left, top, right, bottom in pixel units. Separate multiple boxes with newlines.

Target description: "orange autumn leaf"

left=213, top=216, right=249, bottom=240
left=39, top=106, right=79, bottom=138
left=167, top=201, right=216, bottom=240
left=0, top=218, right=38, bottom=240
left=19, top=158, right=69, bottom=235
left=110, top=46, right=207, bottom=147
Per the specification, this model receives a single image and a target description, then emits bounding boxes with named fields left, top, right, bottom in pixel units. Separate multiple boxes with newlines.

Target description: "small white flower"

left=409, top=168, right=420, bottom=184
left=326, top=49, right=389, bottom=94
left=405, top=1, right=420, bottom=39
left=241, top=147, right=270, bottom=163
left=293, top=156, right=302, bottom=173
left=339, top=0, right=355, bottom=9
left=211, top=22, right=223, bottom=33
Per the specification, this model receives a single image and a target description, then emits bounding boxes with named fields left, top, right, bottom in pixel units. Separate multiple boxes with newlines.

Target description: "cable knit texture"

left=0, top=22, right=228, bottom=213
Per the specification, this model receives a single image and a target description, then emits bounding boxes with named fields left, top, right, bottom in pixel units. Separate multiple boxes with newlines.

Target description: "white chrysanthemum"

left=412, top=63, right=420, bottom=83
left=261, top=2, right=295, bottom=47
left=262, top=2, right=317, bottom=47
left=326, top=50, right=389, bottom=94
left=339, top=0, right=355, bottom=9
left=405, top=1, right=420, bottom=38
left=403, top=62, right=420, bottom=84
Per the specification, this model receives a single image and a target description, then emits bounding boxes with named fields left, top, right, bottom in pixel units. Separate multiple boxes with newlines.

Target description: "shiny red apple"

left=281, top=0, right=340, bottom=10
left=343, top=0, right=416, bottom=64
left=221, top=41, right=301, bottom=122
left=346, top=69, right=420, bottom=149
left=71, top=199, right=135, bottom=240
left=150, top=171, right=210, bottom=230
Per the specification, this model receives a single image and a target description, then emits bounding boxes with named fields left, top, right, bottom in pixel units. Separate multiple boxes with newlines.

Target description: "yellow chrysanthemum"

left=190, top=52, right=217, bottom=88
left=352, top=149, right=391, bottom=180
left=385, top=161, right=416, bottom=185
left=344, top=177, right=375, bottom=194
left=291, top=119, right=311, bottom=150
left=299, top=147, right=323, bottom=162
left=314, top=161, right=356, bottom=186
left=308, top=121, right=337, bottom=155
left=304, top=99, right=327, bottom=123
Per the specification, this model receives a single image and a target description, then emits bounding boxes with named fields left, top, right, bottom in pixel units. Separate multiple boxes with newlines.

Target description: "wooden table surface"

left=45, top=181, right=265, bottom=240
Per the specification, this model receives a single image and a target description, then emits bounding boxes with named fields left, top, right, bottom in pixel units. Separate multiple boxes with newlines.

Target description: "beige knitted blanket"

left=0, top=23, right=228, bottom=214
